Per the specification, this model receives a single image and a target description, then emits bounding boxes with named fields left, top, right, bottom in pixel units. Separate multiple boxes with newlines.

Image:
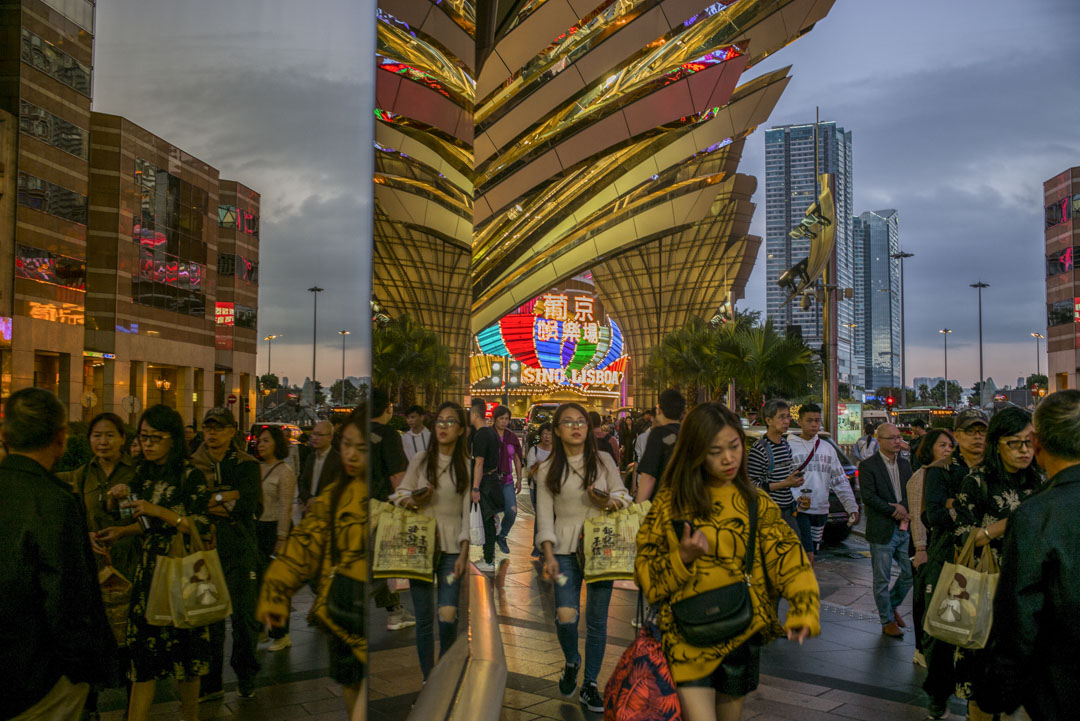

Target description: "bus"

left=895, top=407, right=956, bottom=431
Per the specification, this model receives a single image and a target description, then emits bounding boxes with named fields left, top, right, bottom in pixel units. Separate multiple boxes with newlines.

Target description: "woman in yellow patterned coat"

left=257, top=408, right=367, bottom=719
left=635, top=402, right=820, bottom=721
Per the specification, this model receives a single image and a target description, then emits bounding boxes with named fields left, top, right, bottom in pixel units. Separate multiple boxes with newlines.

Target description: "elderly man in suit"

left=858, top=422, right=914, bottom=638
left=297, top=420, right=342, bottom=517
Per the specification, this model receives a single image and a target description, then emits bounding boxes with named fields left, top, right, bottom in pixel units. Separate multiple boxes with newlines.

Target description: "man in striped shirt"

left=747, top=398, right=805, bottom=535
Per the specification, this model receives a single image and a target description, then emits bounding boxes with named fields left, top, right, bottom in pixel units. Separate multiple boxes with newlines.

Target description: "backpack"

left=603, top=600, right=682, bottom=721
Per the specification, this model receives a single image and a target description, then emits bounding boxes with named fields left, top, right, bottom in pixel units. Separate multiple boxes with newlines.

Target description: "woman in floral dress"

left=107, top=404, right=212, bottom=721
left=952, top=405, right=1044, bottom=720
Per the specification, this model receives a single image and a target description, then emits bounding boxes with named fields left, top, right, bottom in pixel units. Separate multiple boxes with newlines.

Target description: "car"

left=524, top=402, right=559, bottom=451
left=744, top=428, right=860, bottom=545
left=246, top=422, right=303, bottom=455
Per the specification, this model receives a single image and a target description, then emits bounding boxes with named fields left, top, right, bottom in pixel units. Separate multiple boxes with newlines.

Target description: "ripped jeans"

left=553, top=554, right=614, bottom=686
left=410, top=553, right=464, bottom=678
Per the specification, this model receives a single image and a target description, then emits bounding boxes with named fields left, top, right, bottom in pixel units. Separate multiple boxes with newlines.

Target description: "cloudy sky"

left=93, top=0, right=375, bottom=388
left=92, top=0, right=1080, bottom=392
left=740, top=0, right=1080, bottom=390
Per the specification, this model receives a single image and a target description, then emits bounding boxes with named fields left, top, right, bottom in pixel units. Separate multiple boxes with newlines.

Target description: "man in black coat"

left=977, top=390, right=1080, bottom=721
left=0, top=388, right=116, bottom=720
left=297, top=420, right=342, bottom=511
left=857, top=422, right=914, bottom=638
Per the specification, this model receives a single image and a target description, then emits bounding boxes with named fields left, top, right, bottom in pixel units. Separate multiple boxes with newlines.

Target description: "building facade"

left=764, top=121, right=856, bottom=387
left=856, top=209, right=900, bottom=391
left=1044, top=167, right=1080, bottom=392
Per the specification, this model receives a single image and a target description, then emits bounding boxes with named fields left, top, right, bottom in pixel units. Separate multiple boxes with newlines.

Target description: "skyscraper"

left=857, top=209, right=901, bottom=391
left=764, top=122, right=856, bottom=387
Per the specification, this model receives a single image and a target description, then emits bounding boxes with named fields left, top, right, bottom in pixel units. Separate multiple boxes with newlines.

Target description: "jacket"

left=976, top=464, right=1080, bottom=720
left=858, top=452, right=912, bottom=545
left=299, top=447, right=343, bottom=503
left=189, top=444, right=262, bottom=564
left=256, top=478, right=367, bottom=663
left=787, top=435, right=858, bottom=515
left=0, top=454, right=117, bottom=718
left=56, top=455, right=141, bottom=580
left=635, top=484, right=820, bottom=682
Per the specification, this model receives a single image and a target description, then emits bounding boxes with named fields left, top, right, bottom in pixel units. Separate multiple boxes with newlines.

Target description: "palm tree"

left=720, top=319, right=817, bottom=410
left=373, top=314, right=458, bottom=406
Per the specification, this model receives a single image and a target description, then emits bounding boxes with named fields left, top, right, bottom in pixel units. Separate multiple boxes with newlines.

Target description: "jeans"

left=498, top=482, right=518, bottom=539
left=553, top=554, right=614, bottom=686
left=410, top=554, right=464, bottom=678
left=869, top=526, right=914, bottom=626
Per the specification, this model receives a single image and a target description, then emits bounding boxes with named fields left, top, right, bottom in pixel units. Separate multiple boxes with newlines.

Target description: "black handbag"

left=669, top=493, right=758, bottom=647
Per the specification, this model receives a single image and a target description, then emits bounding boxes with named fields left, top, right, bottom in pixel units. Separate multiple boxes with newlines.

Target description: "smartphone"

left=671, top=519, right=693, bottom=537
left=591, top=487, right=610, bottom=498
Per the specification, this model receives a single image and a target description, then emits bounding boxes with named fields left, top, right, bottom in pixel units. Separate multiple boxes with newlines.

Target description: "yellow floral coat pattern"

left=635, top=484, right=820, bottom=682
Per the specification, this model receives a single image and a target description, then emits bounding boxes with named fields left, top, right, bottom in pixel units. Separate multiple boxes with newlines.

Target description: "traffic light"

left=885, top=396, right=895, bottom=410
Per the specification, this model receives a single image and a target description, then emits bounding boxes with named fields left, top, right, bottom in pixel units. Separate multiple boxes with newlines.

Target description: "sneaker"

left=387, top=607, right=417, bottom=631
left=237, top=678, right=256, bottom=699
left=474, top=560, right=496, bottom=573
left=268, top=634, right=292, bottom=651
left=580, top=682, right=603, bottom=713
left=558, top=662, right=579, bottom=697
left=926, top=698, right=947, bottom=719
left=912, top=649, right=926, bottom=668
left=496, top=535, right=510, bottom=554
left=198, top=689, right=224, bottom=703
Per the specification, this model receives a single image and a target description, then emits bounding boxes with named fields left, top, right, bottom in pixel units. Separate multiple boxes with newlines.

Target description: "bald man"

left=297, top=420, right=342, bottom=515
left=857, top=422, right=914, bottom=638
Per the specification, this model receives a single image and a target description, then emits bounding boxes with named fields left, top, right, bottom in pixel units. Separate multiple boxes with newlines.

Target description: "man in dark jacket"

left=977, top=390, right=1080, bottom=721
left=857, top=422, right=913, bottom=638
left=297, top=420, right=342, bottom=513
left=0, top=388, right=116, bottom=720
left=189, top=407, right=262, bottom=700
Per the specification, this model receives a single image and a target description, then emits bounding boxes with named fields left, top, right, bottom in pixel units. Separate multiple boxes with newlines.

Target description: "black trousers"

left=478, top=474, right=504, bottom=564
left=204, top=535, right=262, bottom=691
left=256, top=520, right=289, bottom=639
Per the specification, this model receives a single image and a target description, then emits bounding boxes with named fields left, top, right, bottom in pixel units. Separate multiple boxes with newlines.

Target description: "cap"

left=953, top=408, right=989, bottom=432
left=203, top=407, right=237, bottom=427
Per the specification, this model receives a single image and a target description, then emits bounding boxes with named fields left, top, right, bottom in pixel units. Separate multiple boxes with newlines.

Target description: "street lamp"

left=1031, top=332, right=1045, bottom=378
left=338, top=330, right=350, bottom=406
left=263, top=334, right=280, bottom=377
left=939, top=329, right=952, bottom=407
left=890, top=251, right=914, bottom=407
left=971, top=281, right=990, bottom=406
left=154, top=377, right=171, bottom=406
left=845, top=322, right=857, bottom=396
left=308, top=286, right=324, bottom=392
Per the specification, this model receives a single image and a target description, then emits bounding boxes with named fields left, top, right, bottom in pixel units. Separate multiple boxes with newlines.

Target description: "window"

left=217, top=253, right=259, bottom=284
left=234, top=304, right=257, bottom=330
left=19, top=101, right=88, bottom=158
left=1046, top=197, right=1071, bottom=229
left=1047, top=298, right=1075, bottom=327
left=133, top=242, right=207, bottom=317
left=218, top=205, right=259, bottom=236
left=1047, top=246, right=1076, bottom=277
left=17, top=173, right=87, bottom=224
left=20, top=28, right=91, bottom=96
left=40, top=0, right=95, bottom=31
left=134, top=158, right=207, bottom=264
left=15, top=245, right=86, bottom=291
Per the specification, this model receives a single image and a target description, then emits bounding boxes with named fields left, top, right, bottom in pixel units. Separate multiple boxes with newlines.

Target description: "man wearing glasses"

left=297, top=421, right=341, bottom=520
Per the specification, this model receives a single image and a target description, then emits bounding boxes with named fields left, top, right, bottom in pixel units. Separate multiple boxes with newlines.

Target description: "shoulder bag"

left=669, top=493, right=758, bottom=647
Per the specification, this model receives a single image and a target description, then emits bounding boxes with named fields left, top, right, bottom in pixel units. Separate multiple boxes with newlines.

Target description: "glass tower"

left=858, top=209, right=901, bottom=391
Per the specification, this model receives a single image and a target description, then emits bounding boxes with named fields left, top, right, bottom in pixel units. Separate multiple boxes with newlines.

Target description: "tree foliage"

left=373, top=314, right=457, bottom=406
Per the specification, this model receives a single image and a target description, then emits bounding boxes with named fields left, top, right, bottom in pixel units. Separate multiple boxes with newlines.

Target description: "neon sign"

left=215, top=302, right=234, bottom=326
left=28, top=301, right=83, bottom=325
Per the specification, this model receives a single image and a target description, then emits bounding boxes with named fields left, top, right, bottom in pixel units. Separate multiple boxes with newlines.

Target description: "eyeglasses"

left=435, top=418, right=460, bottom=428
left=1003, top=439, right=1034, bottom=451
left=961, top=427, right=988, bottom=438
left=559, top=419, right=588, bottom=429
left=877, top=435, right=902, bottom=441
left=138, top=433, right=170, bottom=446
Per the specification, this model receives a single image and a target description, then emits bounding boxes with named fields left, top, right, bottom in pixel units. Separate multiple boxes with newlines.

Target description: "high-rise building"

left=1044, top=167, right=1080, bottom=392
left=764, top=121, right=856, bottom=387
left=856, top=209, right=900, bottom=391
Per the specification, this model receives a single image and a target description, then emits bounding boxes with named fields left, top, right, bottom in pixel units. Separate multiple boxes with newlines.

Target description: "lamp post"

left=154, top=377, right=171, bottom=406
left=308, top=286, right=324, bottom=393
left=1031, top=332, right=1045, bottom=379
left=845, top=322, right=857, bottom=398
left=939, top=328, right=952, bottom=407
left=891, top=251, right=914, bottom=407
left=263, top=334, right=280, bottom=377
left=971, top=281, right=990, bottom=406
left=338, top=330, right=350, bottom=406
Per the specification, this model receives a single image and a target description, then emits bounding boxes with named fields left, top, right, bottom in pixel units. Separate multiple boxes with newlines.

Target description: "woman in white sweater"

left=255, top=426, right=298, bottom=650
left=536, top=402, right=630, bottom=713
left=391, top=401, right=471, bottom=679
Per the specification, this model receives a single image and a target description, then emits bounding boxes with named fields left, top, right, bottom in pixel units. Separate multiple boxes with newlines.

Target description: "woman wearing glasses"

left=106, top=405, right=212, bottom=721
left=536, top=402, right=630, bottom=713
left=390, top=401, right=471, bottom=679
left=951, top=406, right=1044, bottom=719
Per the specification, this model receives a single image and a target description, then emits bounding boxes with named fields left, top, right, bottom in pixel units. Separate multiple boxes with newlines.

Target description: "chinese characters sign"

left=215, top=302, right=234, bottom=326
left=537, top=293, right=599, bottom=342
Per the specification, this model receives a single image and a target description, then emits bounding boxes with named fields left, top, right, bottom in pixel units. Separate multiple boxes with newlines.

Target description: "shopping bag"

left=603, top=596, right=681, bottom=721
left=469, top=502, right=485, bottom=547
left=923, top=529, right=1000, bottom=649
left=169, top=530, right=233, bottom=629
left=372, top=504, right=437, bottom=581
left=145, top=548, right=179, bottom=627
left=583, top=501, right=650, bottom=583
left=98, top=560, right=132, bottom=646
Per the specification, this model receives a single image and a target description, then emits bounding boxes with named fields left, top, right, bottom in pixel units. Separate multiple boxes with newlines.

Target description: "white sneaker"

left=387, top=607, right=417, bottom=631
left=474, top=560, right=496, bottom=573
left=268, top=634, right=291, bottom=651
left=912, top=650, right=927, bottom=668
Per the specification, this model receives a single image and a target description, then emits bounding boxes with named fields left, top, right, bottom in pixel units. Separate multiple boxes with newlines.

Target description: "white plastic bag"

left=469, top=502, right=485, bottom=547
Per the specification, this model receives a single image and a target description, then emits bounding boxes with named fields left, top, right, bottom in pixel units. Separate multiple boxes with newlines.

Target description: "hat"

left=953, top=408, right=989, bottom=432
left=203, top=407, right=237, bottom=427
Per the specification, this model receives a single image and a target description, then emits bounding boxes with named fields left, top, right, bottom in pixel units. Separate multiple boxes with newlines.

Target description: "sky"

left=739, top=0, right=1080, bottom=390
left=92, top=0, right=375, bottom=388
left=91, top=0, right=1080, bottom=393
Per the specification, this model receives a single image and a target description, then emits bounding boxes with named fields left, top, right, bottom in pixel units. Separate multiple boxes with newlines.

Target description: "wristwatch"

left=215, top=493, right=224, bottom=503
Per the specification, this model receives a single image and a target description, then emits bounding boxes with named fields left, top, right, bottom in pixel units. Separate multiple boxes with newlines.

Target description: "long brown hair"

left=425, top=401, right=469, bottom=494
left=662, top=402, right=756, bottom=520
left=544, top=402, right=599, bottom=495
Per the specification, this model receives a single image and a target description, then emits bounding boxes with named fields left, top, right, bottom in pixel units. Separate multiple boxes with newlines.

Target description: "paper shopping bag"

left=98, top=564, right=133, bottom=646
left=923, top=529, right=999, bottom=649
left=583, top=501, right=650, bottom=583
left=372, top=504, right=437, bottom=582
left=145, top=542, right=180, bottom=627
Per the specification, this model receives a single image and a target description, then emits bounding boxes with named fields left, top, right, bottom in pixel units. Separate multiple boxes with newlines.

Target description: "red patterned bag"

left=603, top=599, right=682, bottom=721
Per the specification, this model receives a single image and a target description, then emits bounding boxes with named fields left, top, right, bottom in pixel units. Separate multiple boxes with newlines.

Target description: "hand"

left=88, top=531, right=107, bottom=555
left=515, top=479, right=522, bottom=494
left=123, top=499, right=159, bottom=520
left=847, top=511, right=860, bottom=526
left=786, top=626, right=810, bottom=645
left=783, top=471, right=805, bottom=489
left=96, top=526, right=129, bottom=545
left=107, top=483, right=131, bottom=500
left=945, top=498, right=955, bottom=510
left=888, top=503, right=909, bottom=521
left=401, top=496, right=418, bottom=511
left=913, top=550, right=928, bottom=568
left=677, top=523, right=709, bottom=566
left=605, top=498, right=620, bottom=511
left=274, top=539, right=286, bottom=555
left=974, top=528, right=992, bottom=547
left=543, top=555, right=560, bottom=582
left=453, top=552, right=468, bottom=580
left=259, top=610, right=286, bottom=628
left=471, top=489, right=481, bottom=505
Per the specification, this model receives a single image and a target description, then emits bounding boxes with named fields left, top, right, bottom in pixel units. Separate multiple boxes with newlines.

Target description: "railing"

left=405, top=561, right=507, bottom=721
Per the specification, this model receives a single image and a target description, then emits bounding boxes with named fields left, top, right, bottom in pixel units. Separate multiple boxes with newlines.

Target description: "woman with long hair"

left=905, top=428, right=956, bottom=667
left=391, top=401, right=471, bottom=679
left=257, top=407, right=368, bottom=719
left=536, top=402, right=630, bottom=713
left=952, top=406, right=1044, bottom=719
left=635, top=402, right=819, bottom=721
left=105, top=405, right=212, bottom=721
left=254, top=425, right=298, bottom=651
